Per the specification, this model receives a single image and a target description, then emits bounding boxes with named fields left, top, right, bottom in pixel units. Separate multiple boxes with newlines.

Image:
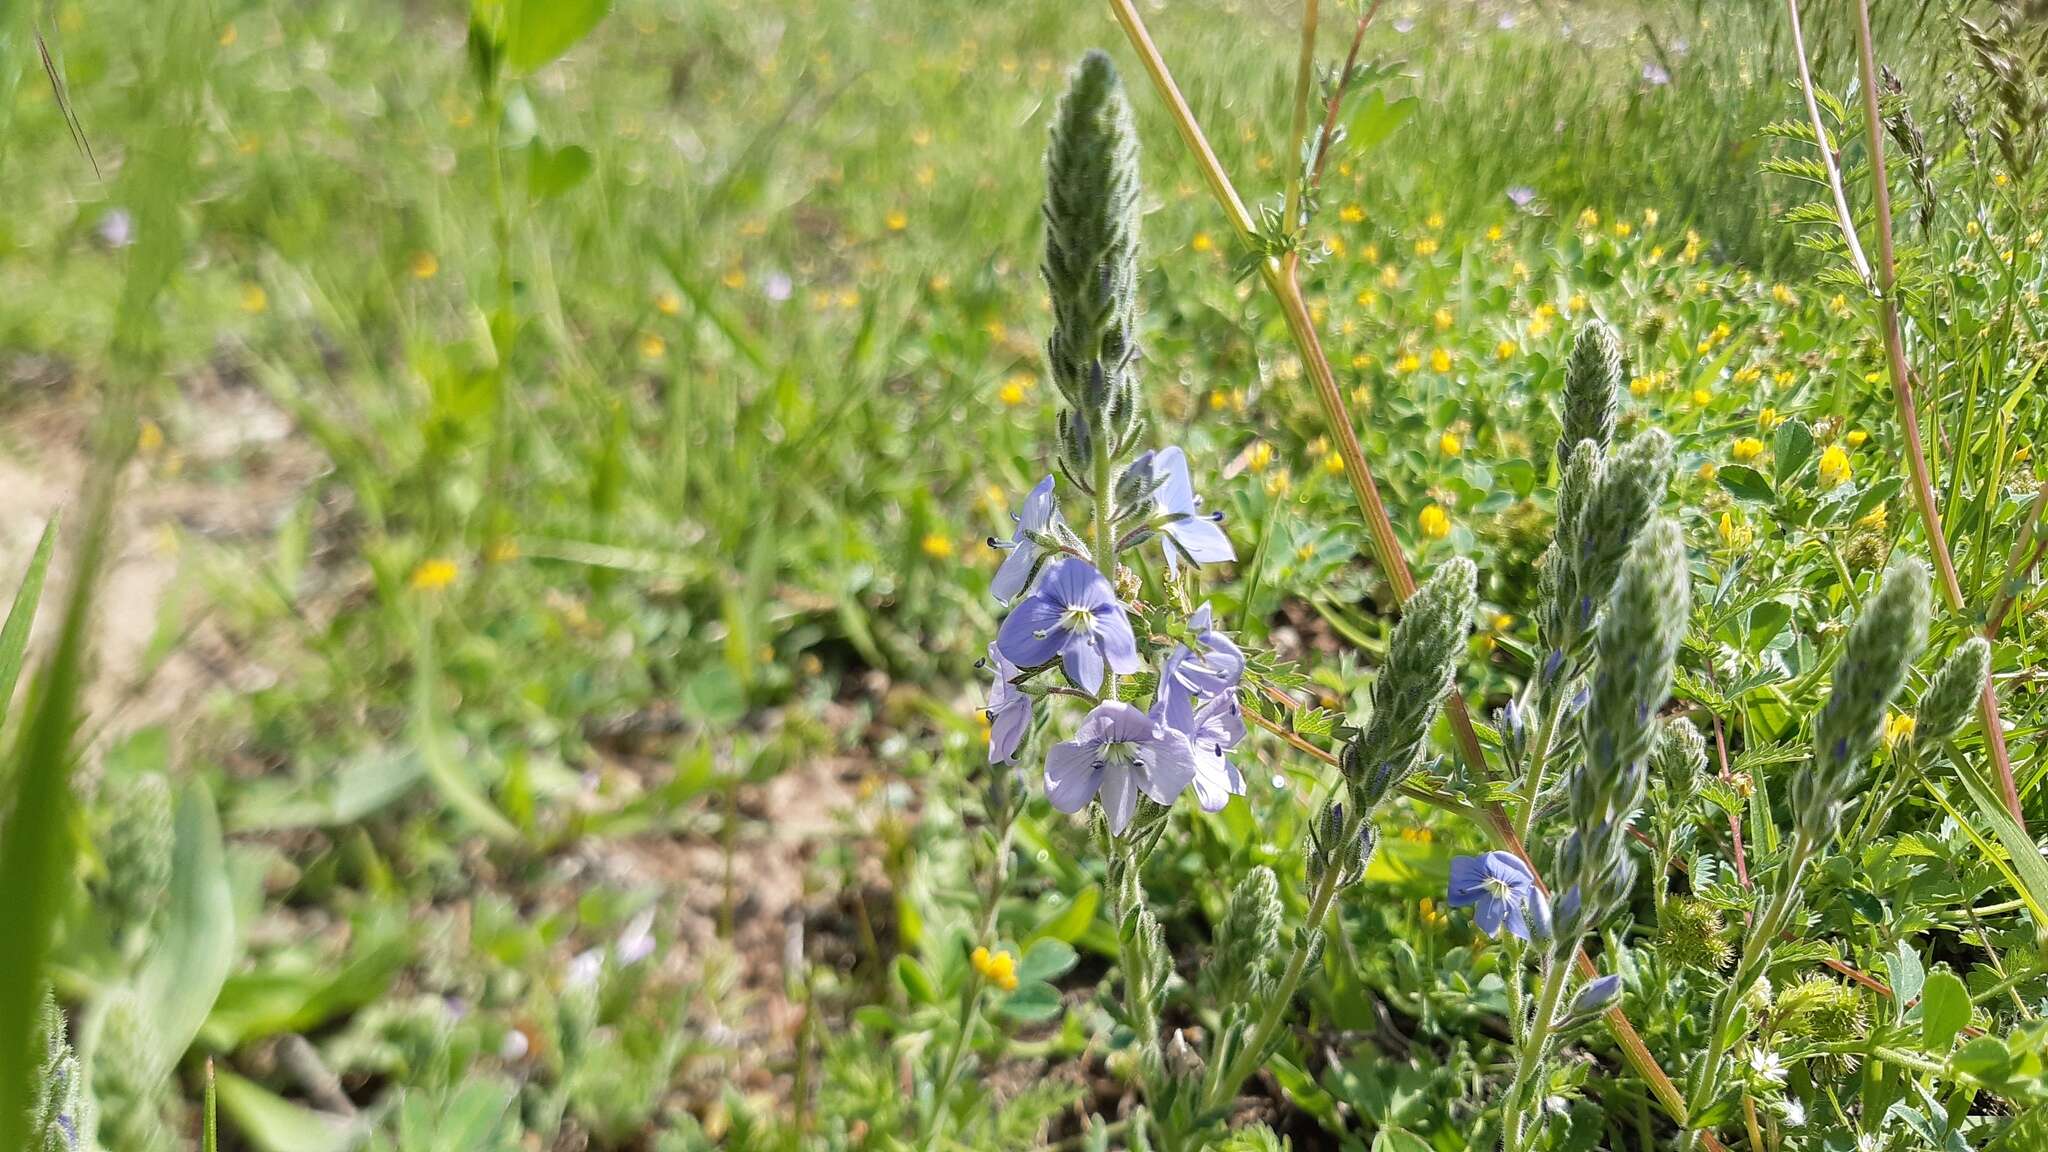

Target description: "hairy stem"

left=1502, top=956, right=1571, bottom=1152
left=1845, top=0, right=2023, bottom=825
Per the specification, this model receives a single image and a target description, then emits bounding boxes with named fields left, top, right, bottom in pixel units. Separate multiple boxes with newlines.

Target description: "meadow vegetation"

left=2, top=0, right=2047, bottom=1149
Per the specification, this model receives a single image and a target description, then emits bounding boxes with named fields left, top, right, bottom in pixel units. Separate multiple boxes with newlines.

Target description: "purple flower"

left=1159, top=602, right=1245, bottom=728
left=996, top=556, right=1140, bottom=693
left=1045, top=701, right=1198, bottom=833
left=1506, top=185, right=1537, bottom=208
left=1642, top=61, right=1671, bottom=86
left=1448, top=851, right=1540, bottom=939
left=990, top=475, right=1058, bottom=604
left=1569, top=973, right=1623, bottom=1018
left=985, top=641, right=1031, bottom=765
left=1166, top=693, right=1246, bottom=812
left=1151, top=447, right=1235, bottom=576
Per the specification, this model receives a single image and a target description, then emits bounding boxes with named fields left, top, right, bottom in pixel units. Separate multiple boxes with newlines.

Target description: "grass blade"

left=0, top=515, right=59, bottom=744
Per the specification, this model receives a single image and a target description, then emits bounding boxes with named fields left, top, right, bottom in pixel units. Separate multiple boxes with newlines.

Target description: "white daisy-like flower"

left=1746, top=1045, right=1787, bottom=1085
left=1777, top=1099, right=1806, bottom=1128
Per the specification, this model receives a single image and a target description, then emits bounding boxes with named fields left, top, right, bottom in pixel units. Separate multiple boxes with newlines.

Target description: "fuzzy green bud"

left=1797, top=557, right=1929, bottom=840
left=1653, top=715, right=1708, bottom=805
left=1914, top=636, right=1989, bottom=750
left=1342, top=557, right=1477, bottom=810
left=1656, top=898, right=1732, bottom=972
left=90, top=992, right=173, bottom=1152
left=1043, top=50, right=1143, bottom=478
left=1559, top=320, right=1623, bottom=467
left=1208, top=866, right=1283, bottom=1006
left=97, top=772, right=174, bottom=948
left=1543, top=431, right=1673, bottom=674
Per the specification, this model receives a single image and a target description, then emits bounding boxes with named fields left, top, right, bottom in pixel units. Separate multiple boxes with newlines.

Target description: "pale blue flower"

left=1151, top=447, right=1235, bottom=576
left=996, top=556, right=1140, bottom=693
left=1045, top=700, right=1198, bottom=833
left=985, top=641, right=1031, bottom=765
left=1448, top=851, right=1540, bottom=939
left=989, top=475, right=1058, bottom=604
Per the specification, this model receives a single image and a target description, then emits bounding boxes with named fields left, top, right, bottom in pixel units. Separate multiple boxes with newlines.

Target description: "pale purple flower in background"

left=567, top=948, right=605, bottom=988
left=1448, top=851, right=1540, bottom=939
left=97, top=208, right=134, bottom=249
left=1497, top=13, right=1517, bottom=29
left=616, top=908, right=657, bottom=966
left=1642, top=61, right=1671, bottom=86
left=1151, top=447, right=1235, bottom=576
left=984, top=641, right=1032, bottom=764
left=1161, top=693, right=1245, bottom=812
left=1507, top=185, right=1537, bottom=208
left=996, top=556, right=1139, bottom=693
left=989, top=475, right=1058, bottom=603
left=1159, top=602, right=1244, bottom=730
left=1394, top=17, right=1414, bottom=33
left=498, top=1028, right=531, bottom=1062
left=764, top=270, right=793, bottom=301
left=1045, top=700, right=1197, bottom=833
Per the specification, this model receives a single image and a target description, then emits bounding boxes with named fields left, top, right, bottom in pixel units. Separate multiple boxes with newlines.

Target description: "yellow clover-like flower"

left=1732, top=437, right=1765, bottom=463
left=1817, top=444, right=1852, bottom=489
left=970, top=946, right=1019, bottom=991
left=1418, top=503, right=1451, bottom=540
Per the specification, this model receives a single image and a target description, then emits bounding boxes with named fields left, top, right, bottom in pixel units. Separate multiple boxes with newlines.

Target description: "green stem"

left=1279, top=0, right=1320, bottom=234
left=920, top=796, right=1020, bottom=1148
left=1502, top=955, right=1572, bottom=1152
left=1514, top=686, right=1564, bottom=846
left=1203, top=814, right=1350, bottom=1110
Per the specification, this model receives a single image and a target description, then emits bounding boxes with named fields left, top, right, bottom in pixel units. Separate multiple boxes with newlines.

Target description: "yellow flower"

left=486, top=537, right=521, bottom=564
left=1380, top=264, right=1402, bottom=288
left=1264, top=468, right=1292, bottom=497
left=1613, top=220, right=1633, bottom=238
left=970, top=946, right=1019, bottom=992
left=1430, top=348, right=1453, bottom=373
left=1360, top=243, right=1380, bottom=264
left=1418, top=503, right=1451, bottom=540
left=1496, top=338, right=1518, bottom=361
left=998, top=376, right=1030, bottom=406
left=1771, top=283, right=1796, bottom=306
left=1578, top=208, right=1600, bottom=231
left=1485, top=224, right=1504, bottom=242
left=1493, top=613, right=1515, bottom=631
left=1995, top=171, right=2011, bottom=188
left=1426, top=211, right=1445, bottom=230
left=1527, top=315, right=1553, bottom=340
left=885, top=209, right=909, bottom=232
left=410, top=558, right=459, bottom=591
left=1697, top=461, right=1719, bottom=481
left=410, top=251, right=439, bottom=280
left=1857, top=504, right=1888, bottom=532
left=1247, top=441, right=1275, bottom=474
left=1339, top=204, right=1365, bottom=223
left=1439, top=432, right=1462, bottom=458
left=1731, top=437, right=1765, bottom=463
left=1646, top=246, right=1664, bottom=263
left=1642, top=208, right=1660, bottom=228
left=1433, top=307, right=1454, bottom=331
left=1395, top=351, right=1421, bottom=375
left=1322, top=451, right=1345, bottom=475
left=920, top=532, right=954, bottom=559
left=1192, top=232, right=1215, bottom=253
left=1691, top=387, right=1713, bottom=408
left=1817, top=444, right=1852, bottom=489
left=2015, top=443, right=2032, bottom=464
left=723, top=268, right=748, bottom=290
left=1413, top=236, right=1439, bottom=257
left=640, top=333, right=667, bottom=361
left=136, top=418, right=165, bottom=455
left=1629, top=376, right=1654, bottom=398
left=1845, top=429, right=1868, bottom=448
left=656, top=291, right=683, bottom=316
left=1884, top=712, right=1916, bottom=747
left=1717, top=511, right=1753, bottom=550
left=1757, top=407, right=1782, bottom=431
left=1208, top=389, right=1229, bottom=411
left=1350, top=351, right=1373, bottom=369
left=1567, top=292, right=1588, bottom=314
left=240, top=283, right=269, bottom=314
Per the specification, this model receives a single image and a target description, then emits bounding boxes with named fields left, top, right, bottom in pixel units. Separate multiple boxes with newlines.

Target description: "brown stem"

left=1849, top=0, right=2024, bottom=826
left=1305, top=0, right=1385, bottom=200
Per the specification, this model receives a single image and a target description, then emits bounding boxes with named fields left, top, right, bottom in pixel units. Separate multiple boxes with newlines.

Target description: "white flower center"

left=1061, top=605, right=1096, bottom=635
left=1481, top=875, right=1518, bottom=903
left=1100, top=740, right=1138, bottom=768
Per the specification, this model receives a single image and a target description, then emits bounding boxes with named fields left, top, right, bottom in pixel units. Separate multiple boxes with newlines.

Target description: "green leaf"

left=1717, top=464, right=1775, bottom=504
left=1919, top=969, right=1970, bottom=1053
left=228, top=746, right=425, bottom=832
left=504, top=0, right=610, bottom=74
left=1017, top=938, right=1078, bottom=985
left=1025, top=883, right=1100, bottom=946
left=1886, top=941, right=1925, bottom=1023
left=201, top=927, right=409, bottom=1048
left=998, top=981, right=1063, bottom=1023
left=137, top=779, right=238, bottom=1070
left=0, top=515, right=58, bottom=745
left=895, top=954, right=937, bottom=1004
left=527, top=143, right=592, bottom=200
left=1346, top=92, right=1417, bottom=153
left=1772, top=419, right=1814, bottom=486
left=1943, top=759, right=2048, bottom=942
left=214, top=1068, right=369, bottom=1152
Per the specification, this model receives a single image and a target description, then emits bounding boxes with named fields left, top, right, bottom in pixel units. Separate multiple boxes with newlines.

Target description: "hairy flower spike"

left=1653, top=715, right=1708, bottom=804
left=98, top=772, right=174, bottom=949
left=1559, top=320, right=1623, bottom=466
left=90, top=992, right=174, bottom=1152
left=1559, top=517, right=1688, bottom=936
left=1913, top=637, right=1989, bottom=750
left=1043, top=50, right=1144, bottom=478
left=1542, top=431, right=1672, bottom=674
left=32, top=989, right=89, bottom=1152
left=1343, top=558, right=1477, bottom=810
left=1797, top=558, right=1929, bottom=841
